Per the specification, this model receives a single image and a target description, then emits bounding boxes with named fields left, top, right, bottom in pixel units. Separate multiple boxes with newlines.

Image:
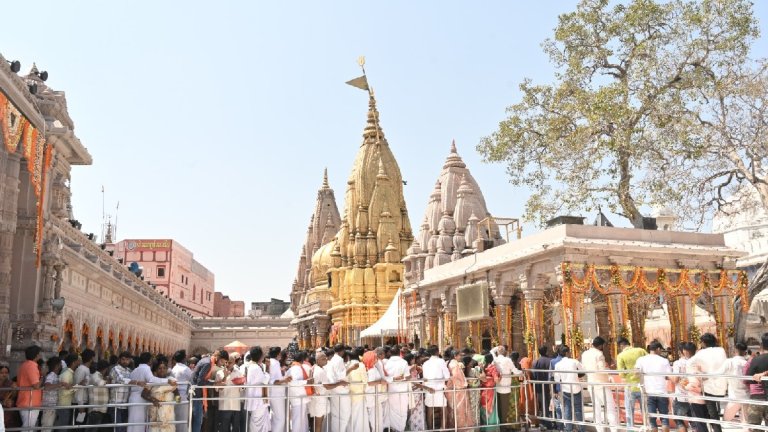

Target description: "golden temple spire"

left=346, top=56, right=385, bottom=145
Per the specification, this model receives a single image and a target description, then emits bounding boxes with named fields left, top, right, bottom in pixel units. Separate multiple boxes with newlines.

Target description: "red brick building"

left=213, top=292, right=245, bottom=317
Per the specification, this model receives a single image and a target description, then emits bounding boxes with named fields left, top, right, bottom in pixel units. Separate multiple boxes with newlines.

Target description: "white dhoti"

left=387, top=392, right=409, bottom=432
left=328, top=393, right=350, bottom=432
left=127, top=393, right=148, bottom=432
left=591, top=385, right=618, bottom=432
left=309, top=395, right=329, bottom=418
left=424, top=388, right=447, bottom=408
left=248, top=402, right=271, bottom=432
left=290, top=402, right=309, bottom=432
left=349, top=398, right=366, bottom=432
left=174, top=402, right=189, bottom=432
left=270, top=395, right=288, bottom=432
left=367, top=400, right=385, bottom=431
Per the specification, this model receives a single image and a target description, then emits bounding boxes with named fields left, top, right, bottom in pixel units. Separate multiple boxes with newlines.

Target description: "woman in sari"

left=481, top=353, right=501, bottom=430
left=448, top=350, right=473, bottom=430
left=406, top=353, right=426, bottom=431
left=0, top=366, right=20, bottom=430
left=142, top=360, right=178, bottom=432
left=465, top=356, right=484, bottom=428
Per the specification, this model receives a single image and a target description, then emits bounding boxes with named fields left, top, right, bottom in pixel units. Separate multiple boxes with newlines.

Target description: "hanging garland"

left=561, top=262, right=749, bottom=310
left=0, top=92, right=27, bottom=153
left=0, top=91, right=50, bottom=267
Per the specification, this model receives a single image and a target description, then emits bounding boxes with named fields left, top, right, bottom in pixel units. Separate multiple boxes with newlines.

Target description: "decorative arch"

left=80, top=322, right=91, bottom=352
left=117, top=330, right=124, bottom=353
left=95, top=327, right=105, bottom=359
left=107, top=328, right=115, bottom=356
left=59, top=319, right=76, bottom=352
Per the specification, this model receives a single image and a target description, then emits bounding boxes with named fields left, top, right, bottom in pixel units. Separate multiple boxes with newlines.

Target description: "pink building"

left=112, top=239, right=215, bottom=317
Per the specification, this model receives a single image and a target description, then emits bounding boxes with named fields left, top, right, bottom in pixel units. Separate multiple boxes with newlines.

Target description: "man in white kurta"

left=581, top=337, right=618, bottom=432
left=326, top=346, right=351, bottom=432
left=422, top=346, right=451, bottom=430
left=246, top=350, right=271, bottom=432
left=268, top=348, right=291, bottom=432
left=171, top=351, right=194, bottom=432
left=384, top=348, right=410, bottom=432
left=310, top=352, right=331, bottom=432
left=287, top=352, right=314, bottom=432
left=347, top=354, right=368, bottom=432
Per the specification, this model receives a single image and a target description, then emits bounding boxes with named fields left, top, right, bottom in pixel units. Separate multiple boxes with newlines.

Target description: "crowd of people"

left=1, top=331, right=768, bottom=432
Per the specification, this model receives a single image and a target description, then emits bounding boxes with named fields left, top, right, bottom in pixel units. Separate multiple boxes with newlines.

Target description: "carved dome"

left=407, top=140, right=503, bottom=273
left=311, top=240, right=337, bottom=286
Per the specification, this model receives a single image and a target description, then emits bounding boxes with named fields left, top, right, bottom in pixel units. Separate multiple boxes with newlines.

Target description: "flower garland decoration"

left=571, top=325, right=584, bottom=353
left=0, top=92, right=27, bottom=153
left=688, top=324, right=702, bottom=343
left=561, top=262, right=749, bottom=310
left=618, top=325, right=631, bottom=341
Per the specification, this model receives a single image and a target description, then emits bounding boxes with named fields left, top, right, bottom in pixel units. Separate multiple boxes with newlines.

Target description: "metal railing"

left=2, top=368, right=768, bottom=432
left=2, top=382, right=190, bottom=431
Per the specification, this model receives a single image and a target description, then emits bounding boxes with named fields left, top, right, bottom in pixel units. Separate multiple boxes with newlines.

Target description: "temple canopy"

left=224, top=340, right=249, bottom=355
left=360, top=288, right=402, bottom=338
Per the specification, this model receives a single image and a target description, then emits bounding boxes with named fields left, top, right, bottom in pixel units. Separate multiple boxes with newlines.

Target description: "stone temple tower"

left=290, top=169, right=342, bottom=348
left=316, top=92, right=413, bottom=345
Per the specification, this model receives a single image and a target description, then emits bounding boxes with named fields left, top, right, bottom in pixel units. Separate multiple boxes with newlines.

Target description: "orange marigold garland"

left=561, top=262, right=749, bottom=311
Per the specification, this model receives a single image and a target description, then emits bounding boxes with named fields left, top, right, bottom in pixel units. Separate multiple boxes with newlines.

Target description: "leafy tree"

left=479, top=0, right=759, bottom=228
left=686, top=61, right=768, bottom=341
left=479, top=0, right=766, bottom=343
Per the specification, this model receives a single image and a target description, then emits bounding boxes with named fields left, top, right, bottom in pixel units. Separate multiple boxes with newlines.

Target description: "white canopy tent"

left=360, top=288, right=402, bottom=341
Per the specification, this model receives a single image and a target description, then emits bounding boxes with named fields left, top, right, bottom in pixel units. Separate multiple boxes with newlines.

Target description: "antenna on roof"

left=114, top=201, right=120, bottom=241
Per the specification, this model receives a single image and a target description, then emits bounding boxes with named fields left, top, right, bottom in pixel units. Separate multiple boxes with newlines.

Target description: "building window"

left=207, top=292, right=211, bottom=301
left=180, top=290, right=184, bottom=299
left=192, top=286, right=196, bottom=301
left=157, top=267, right=165, bottom=277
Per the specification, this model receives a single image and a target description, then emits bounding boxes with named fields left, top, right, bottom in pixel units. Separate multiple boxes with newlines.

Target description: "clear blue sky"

left=3, top=1, right=767, bottom=304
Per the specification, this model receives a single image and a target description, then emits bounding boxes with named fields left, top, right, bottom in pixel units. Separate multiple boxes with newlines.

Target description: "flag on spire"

left=345, top=75, right=369, bottom=91
left=346, top=55, right=369, bottom=91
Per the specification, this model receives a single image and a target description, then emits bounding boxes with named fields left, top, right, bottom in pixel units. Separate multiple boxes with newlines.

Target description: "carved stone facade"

left=0, top=54, right=195, bottom=370
left=404, top=224, right=745, bottom=360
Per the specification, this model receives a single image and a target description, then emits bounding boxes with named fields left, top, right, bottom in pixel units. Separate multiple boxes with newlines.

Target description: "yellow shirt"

left=617, top=347, right=648, bottom=391
left=58, top=368, right=75, bottom=406
left=347, top=361, right=368, bottom=402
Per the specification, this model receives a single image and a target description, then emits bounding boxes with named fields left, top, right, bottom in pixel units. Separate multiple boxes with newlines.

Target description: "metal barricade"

left=186, top=373, right=527, bottom=432
left=640, top=370, right=768, bottom=432
left=5, top=367, right=768, bottom=432
left=1, top=382, right=191, bottom=431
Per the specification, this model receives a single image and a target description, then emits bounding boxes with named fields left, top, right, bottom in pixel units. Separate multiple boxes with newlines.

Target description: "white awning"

left=750, top=288, right=768, bottom=317
left=360, top=289, right=402, bottom=338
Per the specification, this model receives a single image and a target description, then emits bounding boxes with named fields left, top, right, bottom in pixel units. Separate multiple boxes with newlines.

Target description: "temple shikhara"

left=291, top=87, right=414, bottom=347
